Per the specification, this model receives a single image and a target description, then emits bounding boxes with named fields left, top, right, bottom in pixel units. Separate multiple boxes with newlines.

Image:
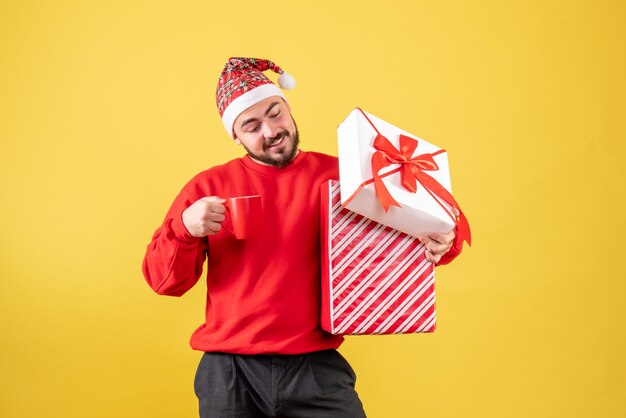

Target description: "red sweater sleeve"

left=142, top=189, right=207, bottom=296
left=436, top=243, right=460, bottom=266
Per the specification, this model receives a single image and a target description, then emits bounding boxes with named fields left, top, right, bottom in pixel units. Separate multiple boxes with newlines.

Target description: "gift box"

left=320, top=180, right=436, bottom=335
left=338, top=108, right=470, bottom=246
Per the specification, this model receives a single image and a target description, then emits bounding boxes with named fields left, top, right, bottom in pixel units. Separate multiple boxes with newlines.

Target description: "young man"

left=142, top=57, right=458, bottom=417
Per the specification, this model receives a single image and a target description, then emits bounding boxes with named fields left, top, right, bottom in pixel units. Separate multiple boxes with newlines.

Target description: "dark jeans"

left=194, top=350, right=366, bottom=418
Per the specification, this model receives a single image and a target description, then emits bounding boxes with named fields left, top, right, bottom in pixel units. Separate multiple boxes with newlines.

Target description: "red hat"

left=216, top=57, right=296, bottom=138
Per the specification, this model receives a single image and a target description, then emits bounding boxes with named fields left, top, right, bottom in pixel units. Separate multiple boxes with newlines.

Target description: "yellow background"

left=1, top=0, right=625, bottom=417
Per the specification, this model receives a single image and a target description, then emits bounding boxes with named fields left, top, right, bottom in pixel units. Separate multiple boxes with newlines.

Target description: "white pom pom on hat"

left=278, top=71, right=296, bottom=89
left=216, top=57, right=296, bottom=137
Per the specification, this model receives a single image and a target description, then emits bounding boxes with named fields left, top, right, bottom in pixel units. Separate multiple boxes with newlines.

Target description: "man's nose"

left=261, top=120, right=281, bottom=139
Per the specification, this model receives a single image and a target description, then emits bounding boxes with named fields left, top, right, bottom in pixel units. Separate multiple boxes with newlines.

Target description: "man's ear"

left=232, top=131, right=241, bottom=145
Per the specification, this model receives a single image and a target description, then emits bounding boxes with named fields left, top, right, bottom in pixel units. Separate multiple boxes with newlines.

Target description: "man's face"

left=232, top=96, right=300, bottom=168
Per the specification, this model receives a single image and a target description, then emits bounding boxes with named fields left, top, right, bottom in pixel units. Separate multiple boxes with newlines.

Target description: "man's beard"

left=242, top=119, right=300, bottom=169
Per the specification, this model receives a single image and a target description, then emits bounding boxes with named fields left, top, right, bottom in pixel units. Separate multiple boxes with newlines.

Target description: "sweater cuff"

left=435, top=229, right=463, bottom=266
left=169, top=212, right=199, bottom=244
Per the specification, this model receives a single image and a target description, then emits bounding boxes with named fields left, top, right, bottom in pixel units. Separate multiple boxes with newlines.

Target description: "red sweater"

left=143, top=150, right=460, bottom=354
left=143, top=151, right=345, bottom=354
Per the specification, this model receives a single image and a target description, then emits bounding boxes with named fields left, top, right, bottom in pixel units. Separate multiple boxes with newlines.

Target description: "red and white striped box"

left=320, top=180, right=436, bottom=335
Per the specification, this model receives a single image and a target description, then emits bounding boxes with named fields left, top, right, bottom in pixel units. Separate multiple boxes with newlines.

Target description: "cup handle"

left=221, top=200, right=234, bottom=235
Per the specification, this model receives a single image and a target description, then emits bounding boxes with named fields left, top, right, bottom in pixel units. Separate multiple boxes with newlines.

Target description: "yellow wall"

left=1, top=1, right=625, bottom=417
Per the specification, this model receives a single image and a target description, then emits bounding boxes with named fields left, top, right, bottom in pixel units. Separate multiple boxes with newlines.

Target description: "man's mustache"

left=264, top=131, right=288, bottom=148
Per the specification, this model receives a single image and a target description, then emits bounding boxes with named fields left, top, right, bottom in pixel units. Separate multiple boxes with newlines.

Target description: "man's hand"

left=419, top=229, right=456, bottom=264
left=182, top=196, right=227, bottom=238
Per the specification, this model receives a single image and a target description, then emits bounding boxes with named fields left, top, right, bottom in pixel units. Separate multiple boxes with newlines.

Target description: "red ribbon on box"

left=343, top=108, right=472, bottom=248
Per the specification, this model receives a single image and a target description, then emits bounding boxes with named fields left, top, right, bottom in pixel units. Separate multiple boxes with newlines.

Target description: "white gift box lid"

left=337, top=108, right=456, bottom=238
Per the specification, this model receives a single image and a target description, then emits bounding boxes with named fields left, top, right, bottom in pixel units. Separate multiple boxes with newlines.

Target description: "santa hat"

left=216, top=57, right=296, bottom=138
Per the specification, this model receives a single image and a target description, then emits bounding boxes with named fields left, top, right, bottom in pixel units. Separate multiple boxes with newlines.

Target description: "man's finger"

left=427, top=232, right=447, bottom=244
left=427, top=242, right=449, bottom=255
left=200, top=196, right=227, bottom=206
left=424, top=249, right=441, bottom=264
left=206, top=221, right=222, bottom=234
left=210, top=203, right=226, bottom=214
left=200, top=196, right=227, bottom=213
left=209, top=212, right=226, bottom=222
left=428, top=230, right=455, bottom=244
